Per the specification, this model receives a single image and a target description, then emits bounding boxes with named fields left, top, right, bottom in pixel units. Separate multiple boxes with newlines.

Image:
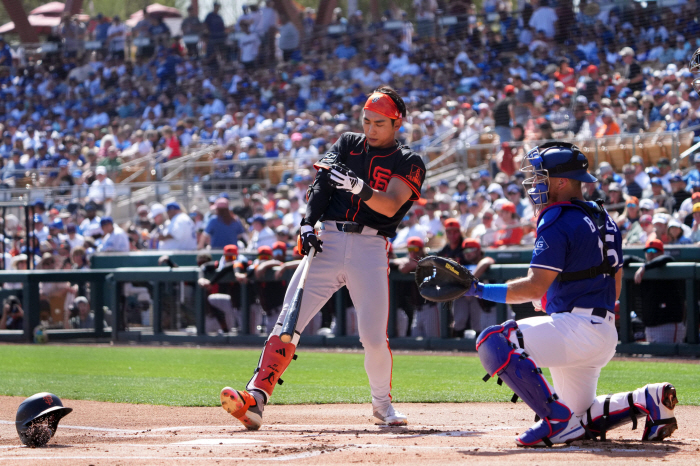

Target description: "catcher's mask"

left=521, top=141, right=595, bottom=214
left=15, top=392, right=72, bottom=446
left=690, top=47, right=700, bottom=92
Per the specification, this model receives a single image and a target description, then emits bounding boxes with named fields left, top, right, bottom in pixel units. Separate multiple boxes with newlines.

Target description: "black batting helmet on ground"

left=15, top=392, right=72, bottom=446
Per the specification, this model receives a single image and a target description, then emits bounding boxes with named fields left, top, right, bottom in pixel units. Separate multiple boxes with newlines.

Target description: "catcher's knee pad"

left=476, top=321, right=571, bottom=423
left=246, top=335, right=297, bottom=402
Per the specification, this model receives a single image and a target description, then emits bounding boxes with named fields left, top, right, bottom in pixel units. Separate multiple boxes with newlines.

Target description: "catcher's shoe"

left=517, top=417, right=585, bottom=447
left=643, top=383, right=678, bottom=441
left=220, top=388, right=264, bottom=431
left=516, top=401, right=576, bottom=447
left=373, top=404, right=408, bottom=426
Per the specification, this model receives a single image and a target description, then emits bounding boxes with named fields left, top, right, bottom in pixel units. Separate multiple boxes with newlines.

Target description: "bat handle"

left=280, top=248, right=315, bottom=343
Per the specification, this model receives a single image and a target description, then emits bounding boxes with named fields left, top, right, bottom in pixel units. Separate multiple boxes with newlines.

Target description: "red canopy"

left=0, top=13, right=90, bottom=35
left=29, top=2, right=67, bottom=17
left=126, top=3, right=182, bottom=28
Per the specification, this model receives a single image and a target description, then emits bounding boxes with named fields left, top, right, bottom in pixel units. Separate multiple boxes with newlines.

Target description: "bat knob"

left=279, top=334, right=292, bottom=344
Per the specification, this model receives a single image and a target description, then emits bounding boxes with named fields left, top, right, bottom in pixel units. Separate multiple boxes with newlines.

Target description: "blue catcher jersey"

left=529, top=201, right=623, bottom=314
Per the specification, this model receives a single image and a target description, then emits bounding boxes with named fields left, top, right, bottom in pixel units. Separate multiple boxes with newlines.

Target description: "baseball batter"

left=221, top=86, right=426, bottom=429
left=469, top=142, right=678, bottom=446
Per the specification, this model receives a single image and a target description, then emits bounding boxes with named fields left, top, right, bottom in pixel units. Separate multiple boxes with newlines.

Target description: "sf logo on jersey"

left=371, top=166, right=392, bottom=191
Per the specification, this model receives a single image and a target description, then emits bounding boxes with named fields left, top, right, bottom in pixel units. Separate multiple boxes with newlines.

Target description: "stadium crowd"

left=1, top=0, right=699, bottom=342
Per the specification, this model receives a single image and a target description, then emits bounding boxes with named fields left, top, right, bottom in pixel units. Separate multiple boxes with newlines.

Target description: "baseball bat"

left=280, top=246, right=315, bottom=343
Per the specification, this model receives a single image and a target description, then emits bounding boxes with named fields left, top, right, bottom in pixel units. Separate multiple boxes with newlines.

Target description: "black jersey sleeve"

left=302, top=135, right=348, bottom=226
left=390, top=151, right=425, bottom=201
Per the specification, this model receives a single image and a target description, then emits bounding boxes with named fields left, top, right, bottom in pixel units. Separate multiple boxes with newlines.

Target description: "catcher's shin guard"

left=246, top=334, right=297, bottom=402
left=477, top=321, right=574, bottom=447
left=583, top=383, right=678, bottom=441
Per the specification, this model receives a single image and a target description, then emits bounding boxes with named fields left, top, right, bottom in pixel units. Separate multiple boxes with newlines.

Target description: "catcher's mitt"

left=415, top=256, right=478, bottom=302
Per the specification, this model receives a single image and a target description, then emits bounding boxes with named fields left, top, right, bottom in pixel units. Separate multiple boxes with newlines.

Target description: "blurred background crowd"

left=0, top=0, right=698, bottom=344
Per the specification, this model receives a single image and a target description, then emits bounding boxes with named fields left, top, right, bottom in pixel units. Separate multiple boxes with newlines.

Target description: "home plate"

left=174, top=438, right=267, bottom=445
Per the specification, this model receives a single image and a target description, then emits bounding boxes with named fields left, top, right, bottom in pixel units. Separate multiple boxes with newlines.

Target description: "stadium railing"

left=0, top=262, right=697, bottom=355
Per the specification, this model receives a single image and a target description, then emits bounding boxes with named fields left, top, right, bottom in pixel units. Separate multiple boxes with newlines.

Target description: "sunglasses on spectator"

left=463, top=247, right=479, bottom=254
left=644, top=248, right=659, bottom=254
left=258, top=254, right=271, bottom=260
left=640, top=207, right=651, bottom=211
left=407, top=246, right=421, bottom=252
left=627, top=203, right=638, bottom=208
left=483, top=216, right=493, bottom=220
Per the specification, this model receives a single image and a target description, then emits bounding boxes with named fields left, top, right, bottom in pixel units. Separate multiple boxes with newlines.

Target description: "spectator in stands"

left=596, top=108, right=621, bottom=137
left=471, top=209, right=497, bottom=247
left=670, top=174, right=691, bottom=213
left=493, top=85, right=515, bottom=143
left=622, top=165, right=643, bottom=198
left=86, top=166, right=115, bottom=213
left=491, top=202, right=524, bottom=247
left=3, top=150, right=23, bottom=186
left=181, top=6, right=203, bottom=57
left=683, top=153, right=700, bottom=190
left=249, top=215, right=276, bottom=249
left=393, top=210, right=428, bottom=248
left=98, top=217, right=129, bottom=252
left=204, top=2, right=226, bottom=58
left=620, top=47, right=644, bottom=93
left=32, top=215, right=49, bottom=243
left=158, top=203, right=197, bottom=251
left=625, top=239, right=685, bottom=343
left=667, top=219, right=692, bottom=245
left=0, top=36, right=12, bottom=68
left=63, top=296, right=95, bottom=329
left=106, top=15, right=126, bottom=60
left=71, top=246, right=89, bottom=270
left=1, top=295, right=23, bottom=330
left=199, top=198, right=246, bottom=249
left=79, top=203, right=102, bottom=238
left=279, top=16, right=300, bottom=62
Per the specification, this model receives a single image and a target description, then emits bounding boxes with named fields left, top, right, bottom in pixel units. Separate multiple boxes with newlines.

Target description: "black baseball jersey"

left=306, top=132, right=426, bottom=237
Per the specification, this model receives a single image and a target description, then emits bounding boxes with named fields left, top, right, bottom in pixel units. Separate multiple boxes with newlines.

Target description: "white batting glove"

left=329, top=164, right=364, bottom=195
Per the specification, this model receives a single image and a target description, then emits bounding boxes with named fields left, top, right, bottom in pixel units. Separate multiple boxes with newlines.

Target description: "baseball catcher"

left=418, top=142, right=678, bottom=447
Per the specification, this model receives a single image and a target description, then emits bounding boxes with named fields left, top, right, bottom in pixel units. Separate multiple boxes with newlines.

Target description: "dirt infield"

left=0, top=397, right=699, bottom=465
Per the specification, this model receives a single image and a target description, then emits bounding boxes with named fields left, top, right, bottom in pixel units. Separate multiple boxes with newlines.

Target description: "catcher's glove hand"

left=415, top=256, right=479, bottom=302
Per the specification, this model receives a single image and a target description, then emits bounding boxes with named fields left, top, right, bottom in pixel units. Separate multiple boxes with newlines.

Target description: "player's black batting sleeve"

left=302, top=135, right=347, bottom=226
left=302, top=168, right=335, bottom=227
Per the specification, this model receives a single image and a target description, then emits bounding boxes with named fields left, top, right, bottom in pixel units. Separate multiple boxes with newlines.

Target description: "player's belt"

left=561, top=307, right=611, bottom=319
left=320, top=221, right=381, bottom=236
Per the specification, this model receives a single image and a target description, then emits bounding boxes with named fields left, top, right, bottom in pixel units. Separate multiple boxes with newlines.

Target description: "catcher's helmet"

left=521, top=141, right=596, bottom=210
left=15, top=392, right=72, bottom=446
left=689, top=48, right=700, bottom=92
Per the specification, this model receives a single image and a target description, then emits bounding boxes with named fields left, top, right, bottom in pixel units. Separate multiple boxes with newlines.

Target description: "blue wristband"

left=480, top=283, right=508, bottom=303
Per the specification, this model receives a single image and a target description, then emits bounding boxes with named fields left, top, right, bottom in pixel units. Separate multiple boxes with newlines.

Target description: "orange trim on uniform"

left=390, top=174, right=421, bottom=200
left=364, top=93, right=402, bottom=121
left=353, top=199, right=361, bottom=222
left=382, top=238, right=393, bottom=399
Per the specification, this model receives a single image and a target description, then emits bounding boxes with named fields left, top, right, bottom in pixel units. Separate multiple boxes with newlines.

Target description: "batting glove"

left=299, top=224, right=323, bottom=256
left=329, top=163, right=364, bottom=195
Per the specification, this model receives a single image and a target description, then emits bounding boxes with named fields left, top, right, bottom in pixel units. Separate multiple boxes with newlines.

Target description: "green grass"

left=0, top=345, right=698, bottom=406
